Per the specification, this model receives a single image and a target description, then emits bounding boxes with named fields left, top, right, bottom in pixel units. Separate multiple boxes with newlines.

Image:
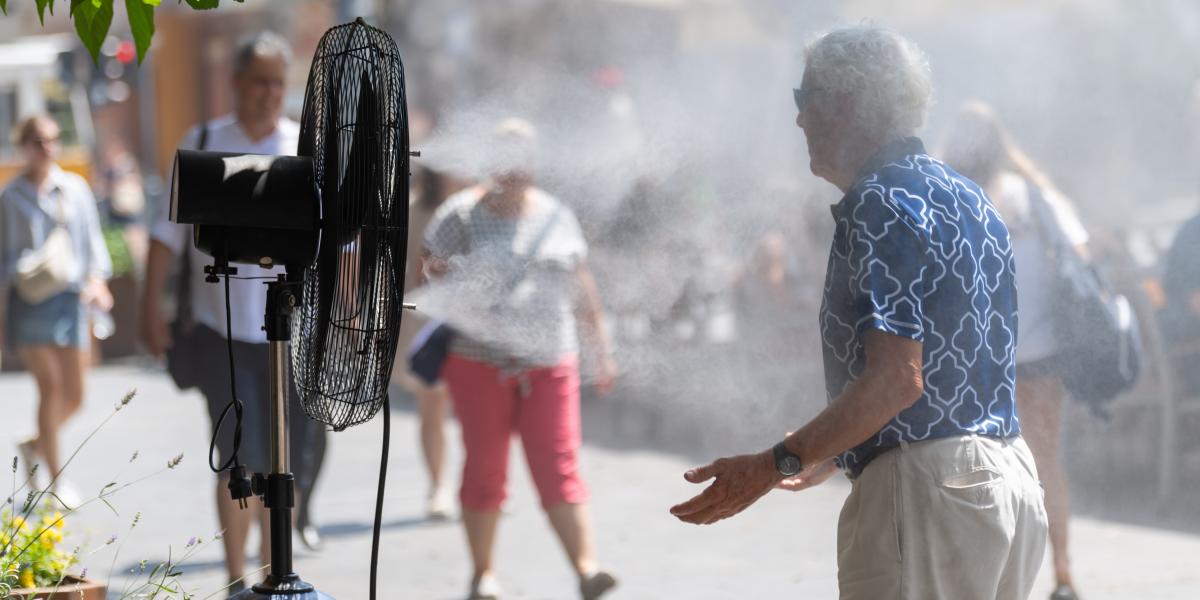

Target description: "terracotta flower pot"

left=6, top=575, right=106, bottom=599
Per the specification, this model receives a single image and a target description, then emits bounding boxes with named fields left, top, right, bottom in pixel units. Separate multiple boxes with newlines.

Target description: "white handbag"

left=14, top=194, right=78, bottom=304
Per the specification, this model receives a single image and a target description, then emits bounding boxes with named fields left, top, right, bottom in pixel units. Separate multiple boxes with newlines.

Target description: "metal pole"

left=270, top=340, right=290, bottom=475
left=267, top=340, right=293, bottom=581
left=230, top=278, right=325, bottom=598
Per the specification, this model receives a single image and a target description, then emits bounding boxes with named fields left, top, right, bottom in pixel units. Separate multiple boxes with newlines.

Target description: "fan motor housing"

left=172, top=150, right=322, bottom=269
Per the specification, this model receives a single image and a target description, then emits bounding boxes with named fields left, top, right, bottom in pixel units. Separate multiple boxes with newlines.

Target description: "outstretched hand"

left=670, top=451, right=781, bottom=525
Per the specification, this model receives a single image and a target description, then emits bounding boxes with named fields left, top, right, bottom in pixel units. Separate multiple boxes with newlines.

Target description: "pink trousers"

left=443, top=354, right=590, bottom=511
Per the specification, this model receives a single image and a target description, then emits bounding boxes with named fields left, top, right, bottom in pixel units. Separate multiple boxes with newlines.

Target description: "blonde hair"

left=942, top=100, right=1059, bottom=197
left=941, top=100, right=1085, bottom=231
left=487, top=117, right=539, bottom=175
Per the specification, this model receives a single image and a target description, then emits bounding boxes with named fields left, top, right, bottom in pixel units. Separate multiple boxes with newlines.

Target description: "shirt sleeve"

left=78, top=180, right=113, bottom=279
left=149, top=126, right=201, bottom=254
left=561, top=206, right=588, bottom=265
left=844, top=194, right=926, bottom=341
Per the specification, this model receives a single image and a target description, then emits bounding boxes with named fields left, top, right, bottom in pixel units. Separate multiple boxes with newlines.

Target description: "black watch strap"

left=773, top=441, right=803, bottom=476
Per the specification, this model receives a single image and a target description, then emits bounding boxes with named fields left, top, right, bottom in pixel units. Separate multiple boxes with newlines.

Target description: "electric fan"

left=171, top=17, right=410, bottom=600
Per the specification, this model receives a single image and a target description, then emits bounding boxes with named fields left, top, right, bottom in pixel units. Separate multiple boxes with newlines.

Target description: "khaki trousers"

left=837, top=435, right=1048, bottom=600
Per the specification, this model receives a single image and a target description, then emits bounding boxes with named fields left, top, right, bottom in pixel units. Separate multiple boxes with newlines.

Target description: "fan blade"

left=338, top=71, right=379, bottom=242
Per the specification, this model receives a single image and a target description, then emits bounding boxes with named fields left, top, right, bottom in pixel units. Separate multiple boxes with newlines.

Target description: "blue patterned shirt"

left=819, top=137, right=1020, bottom=477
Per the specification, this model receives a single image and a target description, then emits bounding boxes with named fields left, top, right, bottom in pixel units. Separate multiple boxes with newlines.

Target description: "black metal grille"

left=292, top=19, right=409, bottom=431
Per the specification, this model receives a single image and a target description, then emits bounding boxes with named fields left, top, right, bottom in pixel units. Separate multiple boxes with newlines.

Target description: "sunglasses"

left=25, top=135, right=60, bottom=147
left=792, top=87, right=822, bottom=112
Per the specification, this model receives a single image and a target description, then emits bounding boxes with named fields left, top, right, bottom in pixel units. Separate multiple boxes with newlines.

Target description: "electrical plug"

left=228, top=465, right=254, bottom=509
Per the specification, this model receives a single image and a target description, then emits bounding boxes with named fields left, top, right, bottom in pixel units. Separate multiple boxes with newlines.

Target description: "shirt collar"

left=855, top=136, right=925, bottom=181
left=233, top=116, right=287, bottom=147
left=13, top=164, right=67, bottom=200
left=830, top=136, right=926, bottom=221
left=44, top=164, right=70, bottom=192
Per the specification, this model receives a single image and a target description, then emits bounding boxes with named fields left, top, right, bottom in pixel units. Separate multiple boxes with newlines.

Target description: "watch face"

left=780, top=456, right=802, bottom=476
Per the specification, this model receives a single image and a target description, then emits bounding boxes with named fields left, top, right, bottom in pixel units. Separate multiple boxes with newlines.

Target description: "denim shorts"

left=5, top=289, right=88, bottom=348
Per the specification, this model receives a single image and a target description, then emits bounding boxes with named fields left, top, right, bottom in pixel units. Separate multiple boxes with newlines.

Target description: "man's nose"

left=795, top=111, right=804, bottom=129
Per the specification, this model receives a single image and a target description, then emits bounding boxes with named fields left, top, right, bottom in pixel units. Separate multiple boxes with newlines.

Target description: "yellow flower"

left=41, top=512, right=65, bottom=531
left=18, top=567, right=34, bottom=588
left=11, top=516, right=27, bottom=531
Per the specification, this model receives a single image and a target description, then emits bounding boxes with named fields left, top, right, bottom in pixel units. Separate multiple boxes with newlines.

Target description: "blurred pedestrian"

left=138, top=31, right=327, bottom=593
left=393, top=165, right=466, bottom=520
left=1160, top=208, right=1200, bottom=395
left=730, top=229, right=809, bottom=405
left=942, top=100, right=1089, bottom=600
left=733, top=230, right=802, bottom=330
left=96, top=136, right=146, bottom=225
left=422, top=118, right=618, bottom=600
left=671, top=27, right=1047, bottom=600
left=0, top=114, right=113, bottom=503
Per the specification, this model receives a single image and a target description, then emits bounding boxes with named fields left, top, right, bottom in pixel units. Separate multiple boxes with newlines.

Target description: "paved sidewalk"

left=2, top=365, right=1198, bottom=599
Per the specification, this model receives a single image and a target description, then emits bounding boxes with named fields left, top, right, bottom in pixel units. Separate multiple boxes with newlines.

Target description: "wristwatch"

left=772, top=441, right=803, bottom=477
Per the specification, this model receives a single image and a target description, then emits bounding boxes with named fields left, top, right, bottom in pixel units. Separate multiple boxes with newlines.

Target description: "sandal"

left=580, top=570, right=617, bottom=600
left=1050, top=586, right=1080, bottom=600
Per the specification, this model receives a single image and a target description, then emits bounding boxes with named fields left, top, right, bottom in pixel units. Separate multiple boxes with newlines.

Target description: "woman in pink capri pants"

left=421, top=118, right=619, bottom=600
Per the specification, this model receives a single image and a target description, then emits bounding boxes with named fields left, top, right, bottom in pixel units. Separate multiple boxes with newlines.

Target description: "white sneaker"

left=50, top=479, right=82, bottom=509
left=467, top=574, right=502, bottom=600
left=427, top=490, right=452, bottom=521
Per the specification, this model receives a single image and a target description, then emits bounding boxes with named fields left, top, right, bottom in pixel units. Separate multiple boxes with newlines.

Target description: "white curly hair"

left=233, top=31, right=293, bottom=75
left=804, top=26, right=933, bottom=140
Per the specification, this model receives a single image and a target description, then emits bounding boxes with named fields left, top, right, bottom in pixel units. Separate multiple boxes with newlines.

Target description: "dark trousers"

left=192, top=325, right=327, bottom=505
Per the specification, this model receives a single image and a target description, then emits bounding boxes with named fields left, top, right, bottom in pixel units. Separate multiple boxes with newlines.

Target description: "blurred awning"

left=0, top=33, right=74, bottom=74
left=0, top=34, right=92, bottom=158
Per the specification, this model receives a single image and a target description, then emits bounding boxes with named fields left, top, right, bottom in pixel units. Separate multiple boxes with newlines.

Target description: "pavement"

left=2, top=364, right=1199, bottom=599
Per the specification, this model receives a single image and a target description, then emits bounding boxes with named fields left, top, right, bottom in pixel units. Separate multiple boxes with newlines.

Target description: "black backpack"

left=1029, top=182, right=1143, bottom=417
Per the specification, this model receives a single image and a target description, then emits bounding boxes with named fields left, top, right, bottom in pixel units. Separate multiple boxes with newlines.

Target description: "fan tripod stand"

left=229, top=271, right=333, bottom=600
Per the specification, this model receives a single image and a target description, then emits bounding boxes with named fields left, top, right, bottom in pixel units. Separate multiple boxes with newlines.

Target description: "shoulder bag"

left=14, top=188, right=79, bottom=304
left=165, top=124, right=208, bottom=390
left=1029, top=181, right=1142, bottom=417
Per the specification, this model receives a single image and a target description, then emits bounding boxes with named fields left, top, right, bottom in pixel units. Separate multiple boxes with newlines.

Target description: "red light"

left=591, top=66, right=624, bottom=89
left=116, top=40, right=136, bottom=64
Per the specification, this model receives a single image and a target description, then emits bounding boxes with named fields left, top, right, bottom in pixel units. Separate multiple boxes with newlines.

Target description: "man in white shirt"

left=140, top=31, right=326, bottom=592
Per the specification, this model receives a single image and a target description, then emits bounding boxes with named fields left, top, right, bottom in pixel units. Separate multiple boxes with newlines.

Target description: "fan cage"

left=292, top=19, right=410, bottom=431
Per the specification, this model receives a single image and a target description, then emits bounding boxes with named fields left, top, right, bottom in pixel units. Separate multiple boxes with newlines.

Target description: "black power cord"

left=208, top=271, right=253, bottom=507
left=370, top=393, right=390, bottom=600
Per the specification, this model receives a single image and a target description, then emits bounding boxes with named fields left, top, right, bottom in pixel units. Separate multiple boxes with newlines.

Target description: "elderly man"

left=670, top=26, right=1048, bottom=599
left=140, top=31, right=327, bottom=593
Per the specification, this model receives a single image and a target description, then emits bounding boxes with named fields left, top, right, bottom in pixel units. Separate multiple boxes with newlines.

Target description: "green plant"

left=0, top=389, right=201, bottom=598
left=103, top=225, right=134, bottom=279
left=0, top=502, right=77, bottom=591
left=108, top=530, right=265, bottom=600
left=0, top=0, right=245, bottom=66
